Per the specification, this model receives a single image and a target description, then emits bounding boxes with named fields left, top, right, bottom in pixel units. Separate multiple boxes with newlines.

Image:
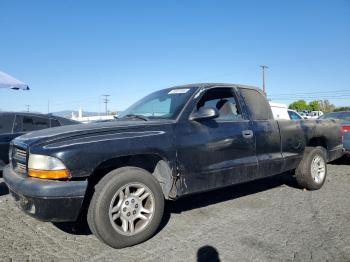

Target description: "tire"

left=295, top=147, right=327, bottom=190
left=87, top=166, right=165, bottom=248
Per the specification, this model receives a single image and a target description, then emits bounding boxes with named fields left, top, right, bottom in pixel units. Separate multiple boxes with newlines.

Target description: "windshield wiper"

left=124, top=114, right=149, bottom=121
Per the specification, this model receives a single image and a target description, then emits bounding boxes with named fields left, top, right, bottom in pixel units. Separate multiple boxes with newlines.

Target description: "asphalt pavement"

left=0, top=159, right=349, bottom=262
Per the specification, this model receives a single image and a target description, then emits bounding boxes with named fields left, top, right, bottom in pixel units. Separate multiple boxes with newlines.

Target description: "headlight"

left=28, top=154, right=70, bottom=179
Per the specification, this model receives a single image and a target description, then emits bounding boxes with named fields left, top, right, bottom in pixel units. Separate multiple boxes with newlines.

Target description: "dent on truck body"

left=152, top=160, right=176, bottom=199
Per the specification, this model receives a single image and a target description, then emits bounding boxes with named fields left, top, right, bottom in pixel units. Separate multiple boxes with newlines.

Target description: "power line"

left=270, top=89, right=350, bottom=96
left=270, top=94, right=350, bottom=99
left=270, top=97, right=350, bottom=101
left=269, top=92, right=350, bottom=99
left=268, top=89, right=350, bottom=102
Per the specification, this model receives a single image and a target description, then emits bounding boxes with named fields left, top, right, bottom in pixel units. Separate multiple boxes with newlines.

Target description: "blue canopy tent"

left=0, top=70, right=29, bottom=90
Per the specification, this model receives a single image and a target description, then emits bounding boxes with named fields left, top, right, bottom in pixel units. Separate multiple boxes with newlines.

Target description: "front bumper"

left=3, top=165, right=88, bottom=222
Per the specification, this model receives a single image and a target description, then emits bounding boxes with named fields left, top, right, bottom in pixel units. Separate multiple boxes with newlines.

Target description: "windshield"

left=319, top=111, right=350, bottom=121
left=288, top=110, right=302, bottom=120
left=119, top=87, right=196, bottom=120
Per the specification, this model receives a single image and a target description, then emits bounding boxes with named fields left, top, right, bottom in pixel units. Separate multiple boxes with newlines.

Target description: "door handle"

left=242, top=130, right=254, bottom=139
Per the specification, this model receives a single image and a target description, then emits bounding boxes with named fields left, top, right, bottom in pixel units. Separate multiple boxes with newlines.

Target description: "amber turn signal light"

left=28, top=169, right=70, bottom=180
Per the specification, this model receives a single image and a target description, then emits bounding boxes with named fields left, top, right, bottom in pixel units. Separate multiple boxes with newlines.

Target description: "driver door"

left=175, top=87, right=258, bottom=195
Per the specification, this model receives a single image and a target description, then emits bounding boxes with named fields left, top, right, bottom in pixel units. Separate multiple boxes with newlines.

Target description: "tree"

left=288, top=99, right=336, bottom=113
left=309, top=100, right=320, bottom=111
left=319, top=100, right=335, bottom=113
left=288, top=100, right=309, bottom=111
left=334, top=107, right=350, bottom=112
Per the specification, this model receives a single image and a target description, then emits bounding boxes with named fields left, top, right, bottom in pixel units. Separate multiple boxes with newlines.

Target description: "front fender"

left=30, top=129, right=175, bottom=178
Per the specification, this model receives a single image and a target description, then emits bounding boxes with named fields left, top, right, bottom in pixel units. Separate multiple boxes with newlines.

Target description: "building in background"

left=71, top=108, right=116, bottom=123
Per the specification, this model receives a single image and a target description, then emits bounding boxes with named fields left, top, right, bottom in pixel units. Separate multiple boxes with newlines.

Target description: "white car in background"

left=270, top=102, right=303, bottom=120
left=297, top=110, right=324, bottom=119
left=308, top=111, right=324, bottom=119
left=298, top=112, right=310, bottom=119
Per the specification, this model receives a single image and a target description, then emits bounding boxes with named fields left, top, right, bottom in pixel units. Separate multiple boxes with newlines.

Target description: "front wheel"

left=295, top=147, right=327, bottom=190
left=87, top=167, right=164, bottom=248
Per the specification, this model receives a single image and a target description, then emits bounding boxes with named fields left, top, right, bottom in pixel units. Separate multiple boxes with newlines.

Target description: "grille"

left=15, top=148, right=27, bottom=159
left=12, top=146, right=28, bottom=176
left=16, top=162, right=27, bottom=173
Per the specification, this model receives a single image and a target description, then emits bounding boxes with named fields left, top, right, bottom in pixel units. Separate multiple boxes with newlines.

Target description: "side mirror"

left=189, top=107, right=219, bottom=121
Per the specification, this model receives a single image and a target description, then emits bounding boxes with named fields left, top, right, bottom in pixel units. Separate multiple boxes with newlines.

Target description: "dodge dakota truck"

left=3, top=83, right=343, bottom=248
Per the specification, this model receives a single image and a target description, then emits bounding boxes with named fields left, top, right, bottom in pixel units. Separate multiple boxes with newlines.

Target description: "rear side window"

left=50, top=119, right=61, bottom=127
left=0, top=115, right=15, bottom=133
left=22, top=116, right=50, bottom=132
left=240, top=88, right=273, bottom=120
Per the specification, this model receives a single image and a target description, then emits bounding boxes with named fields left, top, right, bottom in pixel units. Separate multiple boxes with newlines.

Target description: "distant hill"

left=51, top=110, right=100, bottom=119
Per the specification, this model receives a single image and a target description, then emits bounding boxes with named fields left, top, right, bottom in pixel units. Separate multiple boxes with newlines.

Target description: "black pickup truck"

left=3, top=83, right=343, bottom=248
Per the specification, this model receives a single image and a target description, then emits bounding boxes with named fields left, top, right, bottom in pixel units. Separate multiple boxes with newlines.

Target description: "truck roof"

left=169, top=83, right=263, bottom=92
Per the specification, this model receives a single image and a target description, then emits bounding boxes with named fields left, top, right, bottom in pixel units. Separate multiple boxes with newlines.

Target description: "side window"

left=240, top=88, right=273, bottom=120
left=22, top=116, right=50, bottom=132
left=196, top=88, right=243, bottom=121
left=0, top=115, right=15, bottom=133
left=50, top=119, right=61, bottom=127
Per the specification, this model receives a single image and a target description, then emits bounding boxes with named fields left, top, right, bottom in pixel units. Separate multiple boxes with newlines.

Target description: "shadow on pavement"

left=197, top=245, right=221, bottom=262
left=330, top=155, right=350, bottom=165
left=0, top=181, right=9, bottom=196
left=54, top=172, right=299, bottom=237
left=53, top=218, right=91, bottom=236
left=165, top=172, right=298, bottom=214
left=156, top=172, right=299, bottom=234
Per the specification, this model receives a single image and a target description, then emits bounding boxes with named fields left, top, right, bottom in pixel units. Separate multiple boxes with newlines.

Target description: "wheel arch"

left=306, top=136, right=328, bottom=160
left=87, top=153, right=176, bottom=200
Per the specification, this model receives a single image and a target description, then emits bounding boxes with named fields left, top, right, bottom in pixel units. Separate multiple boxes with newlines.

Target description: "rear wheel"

left=295, top=147, right=327, bottom=190
left=87, top=167, right=164, bottom=248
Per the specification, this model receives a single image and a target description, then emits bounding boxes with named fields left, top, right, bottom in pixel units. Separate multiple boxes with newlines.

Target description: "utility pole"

left=102, top=95, right=110, bottom=115
left=25, top=104, right=30, bottom=112
left=48, top=100, right=50, bottom=114
left=260, top=65, right=268, bottom=94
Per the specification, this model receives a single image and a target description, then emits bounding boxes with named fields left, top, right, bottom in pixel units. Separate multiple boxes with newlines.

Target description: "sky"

left=0, top=0, right=349, bottom=114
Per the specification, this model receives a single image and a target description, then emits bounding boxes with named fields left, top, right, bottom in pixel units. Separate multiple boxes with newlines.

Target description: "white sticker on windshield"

left=168, top=88, right=190, bottom=94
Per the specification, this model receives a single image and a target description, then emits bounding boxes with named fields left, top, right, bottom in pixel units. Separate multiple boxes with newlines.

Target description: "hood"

left=13, top=120, right=173, bottom=148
